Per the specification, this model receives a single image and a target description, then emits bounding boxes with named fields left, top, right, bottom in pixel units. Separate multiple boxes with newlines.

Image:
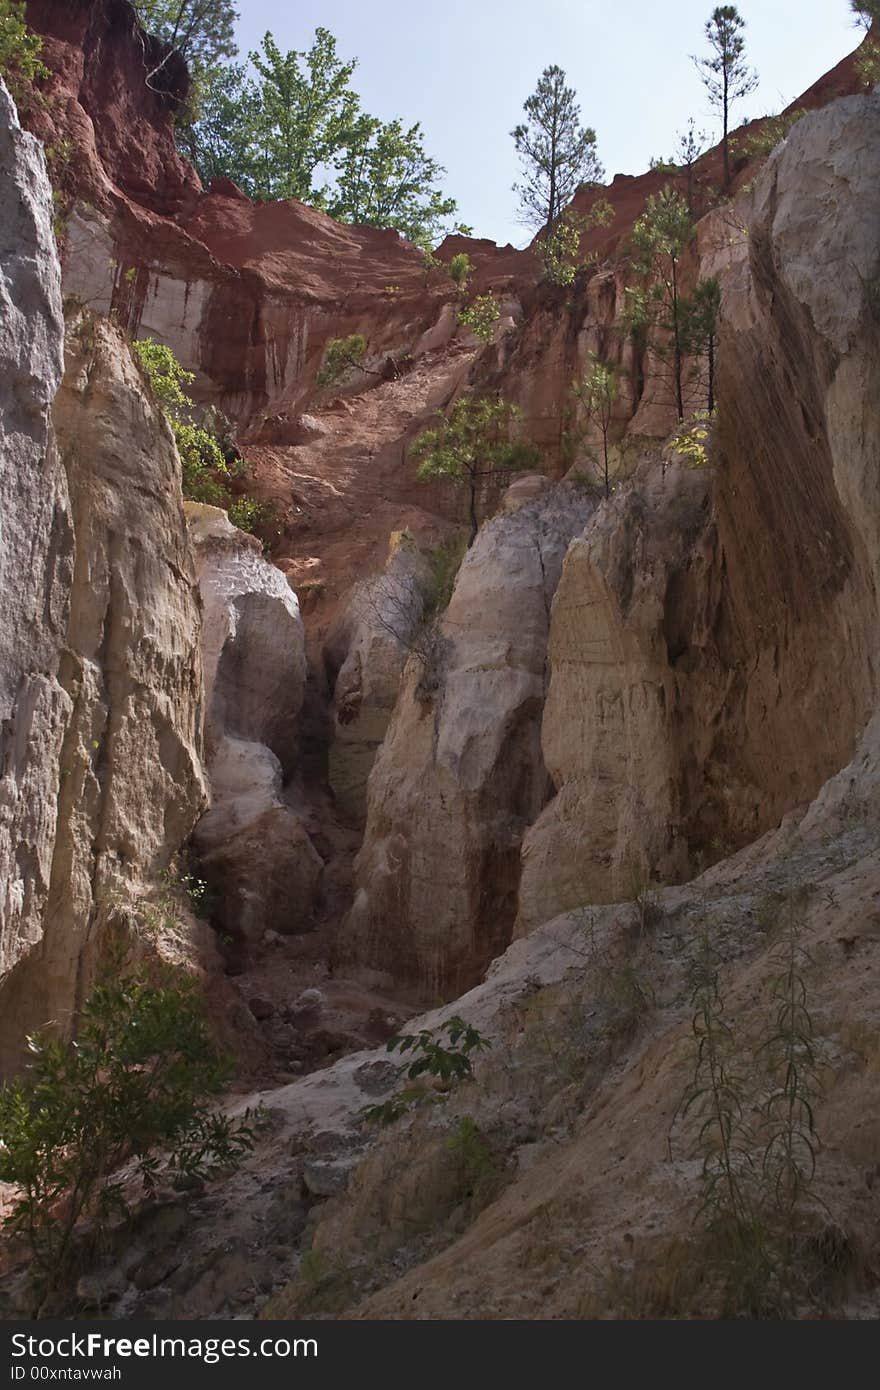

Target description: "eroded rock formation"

left=518, top=88, right=880, bottom=932
left=0, top=83, right=206, bottom=1069
left=0, top=78, right=71, bottom=1048
left=187, top=504, right=322, bottom=946
left=344, top=485, right=595, bottom=996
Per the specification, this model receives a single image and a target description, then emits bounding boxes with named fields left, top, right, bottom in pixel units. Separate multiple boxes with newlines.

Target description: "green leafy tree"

left=511, top=64, right=604, bottom=230
left=329, top=115, right=457, bottom=248
left=412, top=396, right=539, bottom=543
left=572, top=356, right=618, bottom=495
left=175, top=28, right=458, bottom=240
left=175, top=61, right=262, bottom=190
left=132, top=1, right=238, bottom=99
left=628, top=187, right=696, bottom=420
left=0, top=0, right=48, bottom=103
left=539, top=210, right=586, bottom=287
left=538, top=199, right=614, bottom=286
left=244, top=29, right=360, bottom=204
left=0, top=945, right=256, bottom=1315
left=694, top=6, right=758, bottom=190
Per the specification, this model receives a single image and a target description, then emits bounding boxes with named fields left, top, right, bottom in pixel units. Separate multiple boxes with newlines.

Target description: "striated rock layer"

left=0, top=78, right=207, bottom=1072
left=344, top=485, right=595, bottom=997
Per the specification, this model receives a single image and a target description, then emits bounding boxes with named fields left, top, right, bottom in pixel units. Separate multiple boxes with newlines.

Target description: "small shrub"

left=458, top=293, right=501, bottom=343
left=855, top=39, right=880, bottom=88
left=664, top=410, right=715, bottom=469
left=316, top=333, right=368, bottom=387
left=361, top=1016, right=489, bottom=1126
left=0, top=0, right=48, bottom=103
left=674, top=904, right=829, bottom=1316
left=422, top=534, right=468, bottom=623
left=732, top=108, right=806, bottom=159
left=446, top=1116, right=500, bottom=1210
left=227, top=495, right=280, bottom=541
left=0, top=943, right=256, bottom=1314
left=539, top=212, right=585, bottom=286
left=132, top=338, right=228, bottom=502
left=448, top=252, right=471, bottom=288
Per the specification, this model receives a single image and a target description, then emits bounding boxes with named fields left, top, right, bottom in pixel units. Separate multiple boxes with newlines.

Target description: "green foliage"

left=448, top=251, right=472, bottom=289
left=0, top=0, right=48, bottom=102
left=538, top=211, right=585, bottom=286
left=132, top=339, right=267, bottom=531
left=174, top=59, right=261, bottom=186
left=422, top=534, right=468, bottom=623
left=682, top=276, right=720, bottom=411
left=226, top=496, right=273, bottom=536
left=733, top=108, right=806, bottom=158
left=694, top=6, right=758, bottom=188
left=664, top=410, right=715, bottom=469
left=572, top=355, right=618, bottom=495
left=652, top=119, right=708, bottom=214
left=329, top=115, right=457, bottom=249
left=682, top=930, right=758, bottom=1261
left=248, top=29, right=357, bottom=204
left=361, top=1017, right=489, bottom=1127
left=132, top=338, right=227, bottom=502
left=176, top=29, right=458, bottom=245
left=758, top=900, right=821, bottom=1225
left=855, top=38, right=880, bottom=88
left=316, top=333, right=368, bottom=387
left=0, top=945, right=255, bottom=1314
left=631, top=185, right=694, bottom=271
left=851, top=0, right=880, bottom=25
left=628, top=187, right=704, bottom=420
left=132, top=1, right=238, bottom=70
left=458, top=293, right=501, bottom=343
left=512, top=63, right=604, bottom=229
left=412, top=395, right=539, bottom=542
left=446, top=1116, right=499, bottom=1207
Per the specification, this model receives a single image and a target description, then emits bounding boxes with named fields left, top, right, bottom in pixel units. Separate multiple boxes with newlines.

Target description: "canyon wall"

left=346, top=89, right=880, bottom=981
left=517, top=88, right=880, bottom=931
left=0, top=79, right=206, bottom=1072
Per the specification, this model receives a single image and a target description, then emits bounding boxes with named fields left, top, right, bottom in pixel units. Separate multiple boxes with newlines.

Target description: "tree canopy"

left=133, top=0, right=238, bottom=92
left=174, top=27, right=460, bottom=247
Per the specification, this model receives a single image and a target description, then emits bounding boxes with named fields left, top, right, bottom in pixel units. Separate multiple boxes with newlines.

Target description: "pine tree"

left=511, top=65, right=604, bottom=231
left=572, top=357, right=618, bottom=495
left=628, top=187, right=695, bottom=421
left=694, top=6, right=758, bottom=190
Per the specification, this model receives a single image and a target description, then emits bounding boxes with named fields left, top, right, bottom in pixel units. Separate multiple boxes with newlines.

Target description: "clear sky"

left=233, top=1, right=863, bottom=247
